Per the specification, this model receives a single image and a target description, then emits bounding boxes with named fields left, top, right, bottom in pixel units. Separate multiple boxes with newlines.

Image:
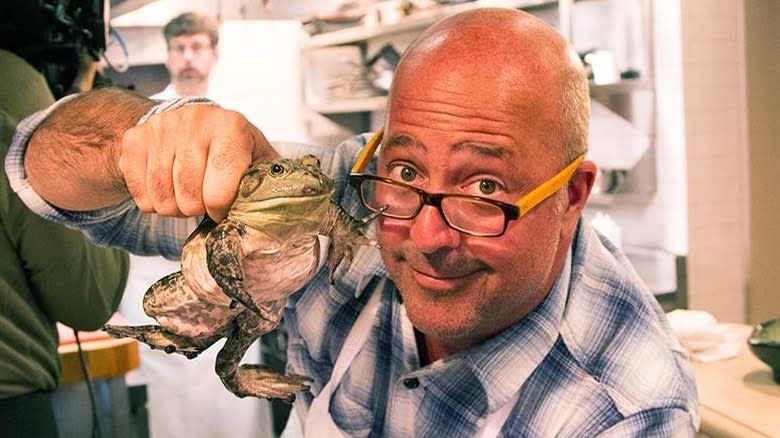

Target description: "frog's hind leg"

left=216, top=310, right=311, bottom=402
left=103, top=324, right=223, bottom=359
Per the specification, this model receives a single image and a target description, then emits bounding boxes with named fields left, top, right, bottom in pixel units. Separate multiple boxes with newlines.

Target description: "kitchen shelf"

left=304, top=0, right=556, bottom=49
left=310, top=96, right=388, bottom=115
left=309, top=78, right=650, bottom=115
left=590, top=79, right=653, bottom=93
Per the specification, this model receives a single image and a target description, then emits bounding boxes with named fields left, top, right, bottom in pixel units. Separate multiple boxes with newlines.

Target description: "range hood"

left=588, top=100, right=650, bottom=171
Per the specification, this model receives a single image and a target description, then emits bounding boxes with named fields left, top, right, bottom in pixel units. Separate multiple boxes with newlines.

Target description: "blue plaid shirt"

left=7, top=101, right=699, bottom=437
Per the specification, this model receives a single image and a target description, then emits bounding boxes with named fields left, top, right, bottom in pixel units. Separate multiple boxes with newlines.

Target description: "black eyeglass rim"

left=349, top=173, right=521, bottom=236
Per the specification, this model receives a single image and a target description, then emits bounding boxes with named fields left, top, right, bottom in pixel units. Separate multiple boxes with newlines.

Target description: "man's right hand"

left=120, top=104, right=279, bottom=222
left=25, top=88, right=279, bottom=222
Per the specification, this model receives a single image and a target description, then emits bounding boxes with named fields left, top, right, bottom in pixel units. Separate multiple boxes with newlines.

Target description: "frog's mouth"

left=263, top=184, right=329, bottom=198
left=232, top=191, right=332, bottom=226
left=239, top=190, right=331, bottom=209
left=302, top=185, right=328, bottom=195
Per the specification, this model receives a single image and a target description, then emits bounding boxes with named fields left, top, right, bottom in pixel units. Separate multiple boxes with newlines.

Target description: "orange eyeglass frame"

left=350, top=126, right=584, bottom=216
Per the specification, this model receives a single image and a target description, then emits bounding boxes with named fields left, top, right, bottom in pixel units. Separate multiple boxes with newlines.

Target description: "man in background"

left=118, top=10, right=270, bottom=438
left=153, top=11, right=219, bottom=99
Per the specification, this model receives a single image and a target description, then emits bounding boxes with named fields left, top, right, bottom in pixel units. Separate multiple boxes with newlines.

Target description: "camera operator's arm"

left=21, top=87, right=278, bottom=222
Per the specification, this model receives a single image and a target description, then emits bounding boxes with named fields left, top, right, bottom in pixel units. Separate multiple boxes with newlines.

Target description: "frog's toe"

left=154, top=344, right=200, bottom=359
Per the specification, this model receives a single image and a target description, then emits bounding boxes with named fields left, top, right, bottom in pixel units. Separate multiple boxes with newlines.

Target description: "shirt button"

left=403, top=378, right=420, bottom=389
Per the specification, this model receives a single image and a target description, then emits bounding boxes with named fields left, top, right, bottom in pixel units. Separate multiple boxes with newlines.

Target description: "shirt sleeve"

left=5, top=100, right=377, bottom=260
left=5, top=96, right=197, bottom=259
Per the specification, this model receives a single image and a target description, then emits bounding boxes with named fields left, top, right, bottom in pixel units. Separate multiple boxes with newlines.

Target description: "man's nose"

left=408, top=204, right=461, bottom=252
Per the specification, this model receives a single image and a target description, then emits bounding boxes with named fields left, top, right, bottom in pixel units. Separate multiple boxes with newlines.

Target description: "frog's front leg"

left=206, top=219, right=264, bottom=316
left=216, top=303, right=312, bottom=401
left=323, top=202, right=383, bottom=281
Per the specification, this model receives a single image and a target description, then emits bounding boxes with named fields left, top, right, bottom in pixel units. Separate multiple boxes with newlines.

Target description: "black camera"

left=0, top=0, right=108, bottom=97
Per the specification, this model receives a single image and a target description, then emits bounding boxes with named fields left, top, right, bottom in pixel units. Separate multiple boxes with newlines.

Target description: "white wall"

left=682, top=0, right=749, bottom=322
left=210, top=20, right=309, bottom=143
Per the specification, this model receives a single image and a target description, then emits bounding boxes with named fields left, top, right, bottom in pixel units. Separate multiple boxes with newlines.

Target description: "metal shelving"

left=304, top=0, right=556, bottom=49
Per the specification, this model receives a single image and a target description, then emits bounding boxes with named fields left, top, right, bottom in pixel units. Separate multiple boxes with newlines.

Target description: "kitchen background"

left=103, top=0, right=778, bottom=326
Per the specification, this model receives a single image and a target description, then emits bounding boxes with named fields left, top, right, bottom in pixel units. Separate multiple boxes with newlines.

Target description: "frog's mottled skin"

left=104, top=154, right=377, bottom=402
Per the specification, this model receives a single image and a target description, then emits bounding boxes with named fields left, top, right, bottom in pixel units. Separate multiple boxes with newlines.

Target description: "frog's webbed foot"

left=227, top=364, right=312, bottom=403
left=216, top=315, right=311, bottom=401
left=103, top=324, right=220, bottom=359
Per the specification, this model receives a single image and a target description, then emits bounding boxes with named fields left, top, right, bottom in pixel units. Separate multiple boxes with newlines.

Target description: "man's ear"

left=562, top=160, right=597, bottom=233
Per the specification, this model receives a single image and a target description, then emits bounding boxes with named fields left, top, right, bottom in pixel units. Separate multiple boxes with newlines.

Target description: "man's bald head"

left=390, top=8, right=590, bottom=163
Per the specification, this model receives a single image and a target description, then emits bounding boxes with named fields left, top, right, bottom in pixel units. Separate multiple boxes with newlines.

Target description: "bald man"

left=9, top=8, right=698, bottom=437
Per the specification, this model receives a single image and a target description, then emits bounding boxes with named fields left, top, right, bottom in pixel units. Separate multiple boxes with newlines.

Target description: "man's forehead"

left=170, top=33, right=211, bottom=42
left=381, top=133, right=512, bottom=159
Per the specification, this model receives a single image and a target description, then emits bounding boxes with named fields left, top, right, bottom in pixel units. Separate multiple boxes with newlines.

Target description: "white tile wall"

left=681, top=0, right=749, bottom=322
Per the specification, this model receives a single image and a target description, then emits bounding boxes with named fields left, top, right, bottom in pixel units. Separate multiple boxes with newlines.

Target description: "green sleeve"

left=0, top=49, right=130, bottom=330
left=12, top=204, right=130, bottom=329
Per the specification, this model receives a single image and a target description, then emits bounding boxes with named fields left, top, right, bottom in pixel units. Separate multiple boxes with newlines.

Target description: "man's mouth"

left=409, top=266, right=481, bottom=291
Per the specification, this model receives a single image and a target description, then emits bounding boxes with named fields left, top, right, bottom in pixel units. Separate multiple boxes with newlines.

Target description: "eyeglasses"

left=169, top=43, right=213, bottom=55
left=348, top=127, right=584, bottom=237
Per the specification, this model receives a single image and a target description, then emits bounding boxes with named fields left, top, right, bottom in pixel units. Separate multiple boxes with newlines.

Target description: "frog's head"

left=230, top=154, right=334, bottom=221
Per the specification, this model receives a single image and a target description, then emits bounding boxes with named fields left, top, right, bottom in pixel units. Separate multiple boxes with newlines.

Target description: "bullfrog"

left=105, top=154, right=379, bottom=402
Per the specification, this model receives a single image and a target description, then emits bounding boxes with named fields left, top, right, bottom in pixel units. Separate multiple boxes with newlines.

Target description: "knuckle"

left=177, top=202, right=205, bottom=218
left=124, top=174, right=150, bottom=210
left=176, top=188, right=205, bottom=217
left=147, top=167, right=177, bottom=214
left=154, top=203, right=183, bottom=217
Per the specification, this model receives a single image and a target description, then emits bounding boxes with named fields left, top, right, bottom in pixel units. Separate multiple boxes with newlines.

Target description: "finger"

left=121, top=125, right=153, bottom=212
left=147, top=144, right=183, bottom=217
left=248, top=125, right=280, bottom=163
left=144, top=120, right=183, bottom=217
left=202, top=134, right=252, bottom=222
left=172, top=140, right=208, bottom=217
left=200, top=111, right=269, bottom=221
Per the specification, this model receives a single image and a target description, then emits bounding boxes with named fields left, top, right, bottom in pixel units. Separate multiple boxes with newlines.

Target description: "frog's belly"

left=242, top=237, right=320, bottom=304
left=180, top=231, right=320, bottom=307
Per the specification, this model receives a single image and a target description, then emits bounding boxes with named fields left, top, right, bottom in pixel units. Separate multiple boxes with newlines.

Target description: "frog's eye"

left=270, top=164, right=285, bottom=176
